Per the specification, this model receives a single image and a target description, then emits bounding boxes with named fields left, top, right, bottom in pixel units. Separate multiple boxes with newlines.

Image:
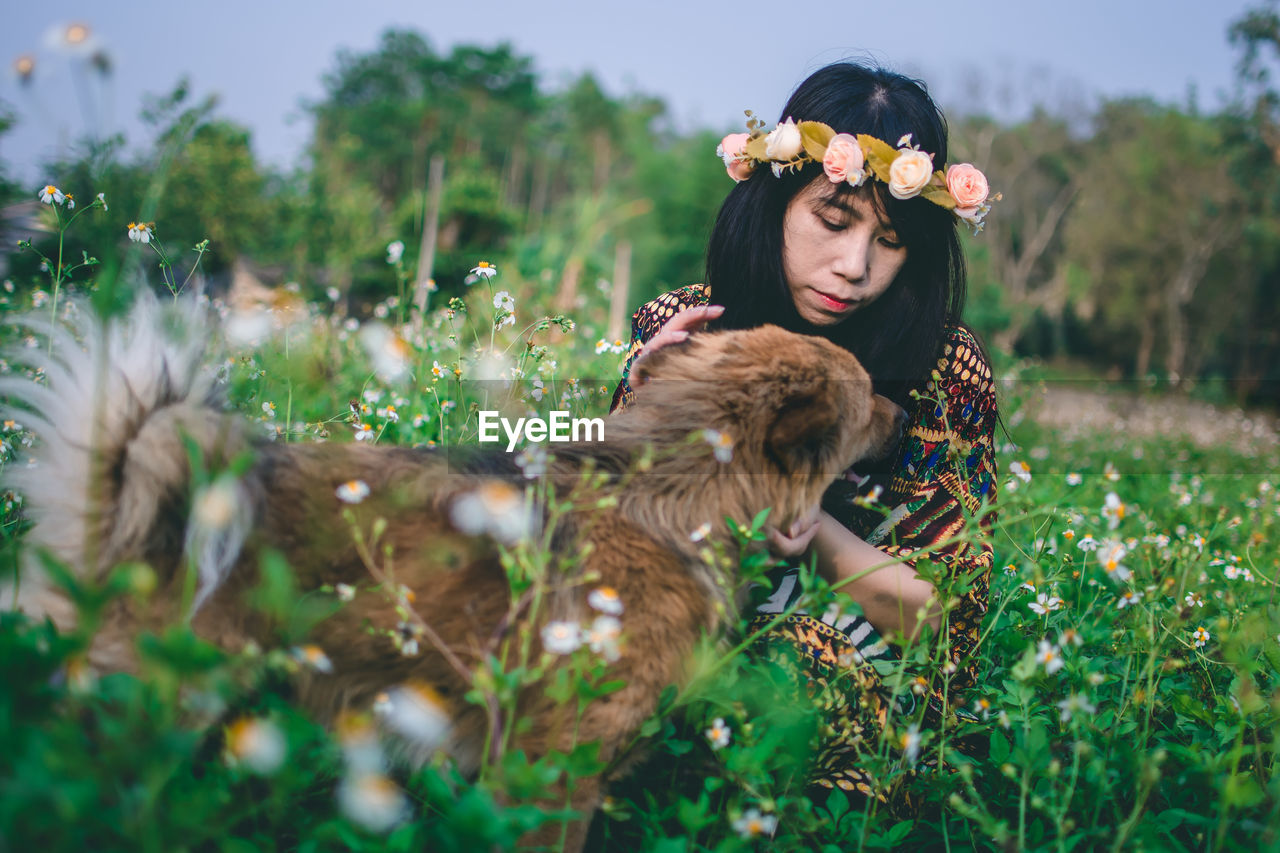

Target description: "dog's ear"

left=765, top=387, right=841, bottom=473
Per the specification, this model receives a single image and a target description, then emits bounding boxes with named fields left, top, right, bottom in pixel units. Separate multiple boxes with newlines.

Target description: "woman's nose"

left=832, top=231, right=870, bottom=282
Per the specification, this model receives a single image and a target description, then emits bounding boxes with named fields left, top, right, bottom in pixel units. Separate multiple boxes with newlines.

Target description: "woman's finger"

left=633, top=305, right=724, bottom=381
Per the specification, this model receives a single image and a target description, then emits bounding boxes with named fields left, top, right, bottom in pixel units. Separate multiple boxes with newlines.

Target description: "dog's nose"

left=892, top=403, right=909, bottom=441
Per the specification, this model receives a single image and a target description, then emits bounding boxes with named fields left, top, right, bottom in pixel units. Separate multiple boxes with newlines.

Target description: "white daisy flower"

left=1192, top=626, right=1210, bottom=648
left=1102, top=492, right=1126, bottom=530
left=1066, top=472, right=1082, bottom=486
left=290, top=644, right=334, bottom=673
left=732, top=808, right=777, bottom=839
left=705, top=717, right=731, bottom=750
left=338, top=773, right=409, bottom=833
left=690, top=521, right=712, bottom=542
left=127, top=221, right=154, bottom=244
left=1036, top=640, right=1064, bottom=675
left=336, top=479, right=371, bottom=504
left=381, top=683, right=450, bottom=747
left=1056, top=693, right=1096, bottom=723
left=1184, top=591, right=1204, bottom=608
left=1028, top=592, right=1064, bottom=615
left=493, top=290, right=515, bottom=312
left=900, top=723, right=922, bottom=764
left=702, top=428, right=734, bottom=463
left=587, top=586, right=624, bottom=615
left=386, top=240, right=405, bottom=265
left=353, top=423, right=375, bottom=441
left=38, top=184, right=65, bottom=205
left=470, top=261, right=497, bottom=279
left=586, top=615, right=623, bottom=662
left=224, top=717, right=287, bottom=774
left=541, top=621, right=582, bottom=655
left=1115, top=589, right=1143, bottom=609
left=1097, top=540, right=1131, bottom=582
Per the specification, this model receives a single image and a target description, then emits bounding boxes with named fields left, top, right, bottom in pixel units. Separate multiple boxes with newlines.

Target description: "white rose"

left=888, top=149, right=934, bottom=200
left=764, top=118, right=803, bottom=161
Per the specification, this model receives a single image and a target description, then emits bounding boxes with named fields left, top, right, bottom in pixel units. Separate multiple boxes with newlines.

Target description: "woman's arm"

left=811, top=511, right=941, bottom=642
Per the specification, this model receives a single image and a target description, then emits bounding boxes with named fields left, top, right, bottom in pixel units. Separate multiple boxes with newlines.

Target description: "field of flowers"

left=0, top=196, right=1277, bottom=851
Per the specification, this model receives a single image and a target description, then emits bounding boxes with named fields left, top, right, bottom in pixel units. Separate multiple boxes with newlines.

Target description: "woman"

left=610, top=62, right=999, bottom=803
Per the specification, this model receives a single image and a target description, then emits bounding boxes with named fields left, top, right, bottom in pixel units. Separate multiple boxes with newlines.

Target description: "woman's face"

left=781, top=179, right=907, bottom=327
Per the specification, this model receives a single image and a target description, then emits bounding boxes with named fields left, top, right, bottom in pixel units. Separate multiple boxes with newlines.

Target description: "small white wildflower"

left=587, top=615, right=623, bottom=662
left=338, top=773, right=409, bottom=834
left=225, top=717, right=287, bottom=774
left=1057, top=693, right=1096, bottom=723
left=1066, top=472, right=1082, bottom=486
left=1036, top=639, right=1064, bottom=675
left=38, top=184, right=65, bottom=205
left=1115, top=589, right=1143, bottom=610
left=702, top=428, right=734, bottom=463
left=690, top=521, right=712, bottom=542
left=335, top=583, right=356, bottom=602
left=386, top=240, right=405, bottom=265
left=1184, top=591, right=1204, bottom=608
left=290, top=644, right=334, bottom=673
left=382, top=683, right=450, bottom=747
left=1102, top=492, right=1126, bottom=530
left=587, top=586, right=624, bottom=615
left=1192, top=626, right=1210, bottom=648
left=705, top=717, right=731, bottom=750
left=1029, top=592, right=1064, bottom=615
left=732, top=808, right=777, bottom=839
left=336, top=479, right=371, bottom=504
left=470, top=261, right=497, bottom=279
left=900, top=724, right=922, bottom=764
left=541, top=621, right=582, bottom=655
left=493, top=290, right=514, bottom=312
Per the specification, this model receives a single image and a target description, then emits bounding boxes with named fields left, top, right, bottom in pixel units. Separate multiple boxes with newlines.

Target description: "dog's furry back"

left=0, top=295, right=251, bottom=628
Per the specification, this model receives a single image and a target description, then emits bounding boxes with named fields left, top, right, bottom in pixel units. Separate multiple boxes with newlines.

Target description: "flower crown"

left=716, top=112, right=999, bottom=233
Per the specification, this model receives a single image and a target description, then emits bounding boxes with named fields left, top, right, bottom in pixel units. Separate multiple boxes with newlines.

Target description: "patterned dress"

left=610, top=283, right=999, bottom=802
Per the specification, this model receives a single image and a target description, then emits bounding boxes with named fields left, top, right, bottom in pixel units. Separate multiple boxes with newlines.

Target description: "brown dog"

left=2, top=296, right=904, bottom=847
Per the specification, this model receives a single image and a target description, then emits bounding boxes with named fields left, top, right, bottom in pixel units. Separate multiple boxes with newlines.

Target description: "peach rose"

left=888, top=148, right=934, bottom=200
left=946, top=163, right=989, bottom=209
left=822, top=133, right=866, bottom=186
left=716, top=132, right=753, bottom=182
left=764, top=117, right=803, bottom=161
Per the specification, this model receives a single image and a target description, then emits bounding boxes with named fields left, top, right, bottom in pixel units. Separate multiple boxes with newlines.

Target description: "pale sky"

left=0, top=0, right=1262, bottom=182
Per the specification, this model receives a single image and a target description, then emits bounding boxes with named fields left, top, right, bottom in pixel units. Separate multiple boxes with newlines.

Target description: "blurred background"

left=3, top=0, right=1280, bottom=407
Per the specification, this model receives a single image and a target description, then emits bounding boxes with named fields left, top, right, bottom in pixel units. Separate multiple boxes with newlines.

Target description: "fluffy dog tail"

left=0, top=293, right=251, bottom=628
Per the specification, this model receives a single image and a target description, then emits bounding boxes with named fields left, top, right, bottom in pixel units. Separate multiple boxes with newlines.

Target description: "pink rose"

left=822, top=133, right=866, bottom=186
left=946, top=163, right=989, bottom=209
left=716, top=132, right=753, bottom=182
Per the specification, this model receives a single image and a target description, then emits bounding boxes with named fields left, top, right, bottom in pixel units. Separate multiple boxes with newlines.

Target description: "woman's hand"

left=631, top=304, right=724, bottom=382
left=766, top=503, right=822, bottom=558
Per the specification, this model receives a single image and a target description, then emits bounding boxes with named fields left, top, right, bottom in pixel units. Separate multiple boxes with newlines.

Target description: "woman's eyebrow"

left=814, top=194, right=897, bottom=231
left=815, top=195, right=854, bottom=214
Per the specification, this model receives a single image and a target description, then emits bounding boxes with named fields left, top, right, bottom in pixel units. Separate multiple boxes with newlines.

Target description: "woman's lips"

left=813, top=289, right=854, bottom=311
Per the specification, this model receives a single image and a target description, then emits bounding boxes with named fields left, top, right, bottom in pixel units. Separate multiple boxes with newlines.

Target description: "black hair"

left=705, top=62, right=968, bottom=408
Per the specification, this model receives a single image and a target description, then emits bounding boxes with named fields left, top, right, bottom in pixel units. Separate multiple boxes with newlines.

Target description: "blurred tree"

left=1063, top=100, right=1243, bottom=383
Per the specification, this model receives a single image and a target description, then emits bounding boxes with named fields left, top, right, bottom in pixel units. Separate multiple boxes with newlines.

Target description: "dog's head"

left=627, top=325, right=906, bottom=492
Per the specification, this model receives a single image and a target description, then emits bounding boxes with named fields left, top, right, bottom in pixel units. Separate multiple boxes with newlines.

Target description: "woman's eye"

left=820, top=218, right=846, bottom=232
left=878, top=236, right=904, bottom=249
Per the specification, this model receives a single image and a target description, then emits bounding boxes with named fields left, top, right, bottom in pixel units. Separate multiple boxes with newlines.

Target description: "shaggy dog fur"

left=1, top=296, right=904, bottom=848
